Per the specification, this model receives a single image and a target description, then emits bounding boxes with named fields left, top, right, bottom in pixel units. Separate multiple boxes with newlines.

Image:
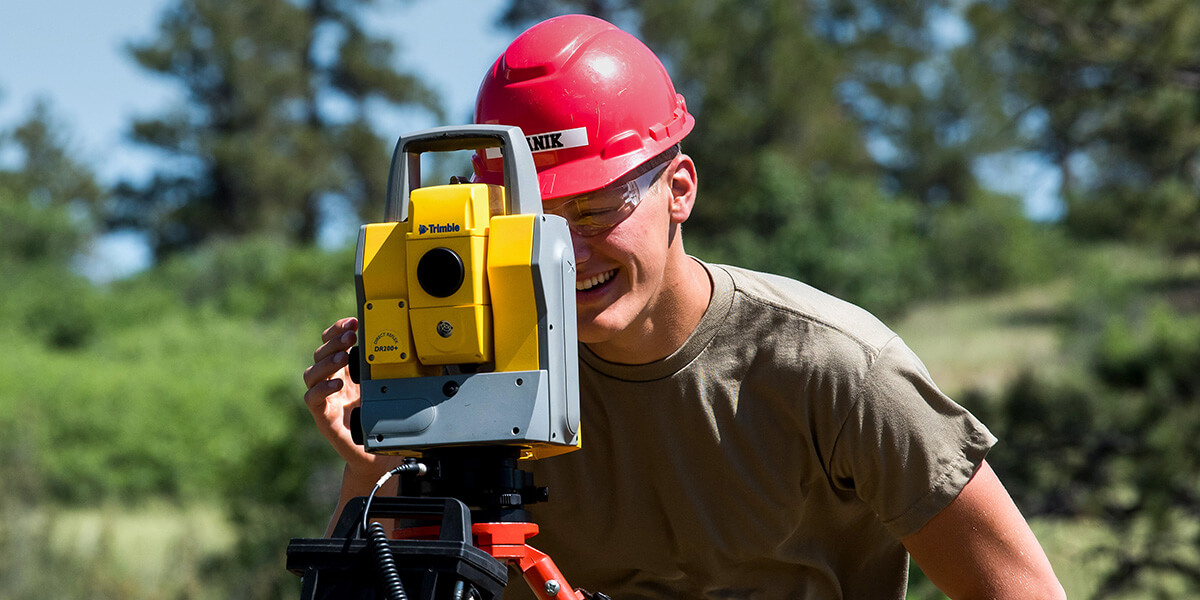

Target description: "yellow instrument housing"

left=354, top=125, right=579, bottom=460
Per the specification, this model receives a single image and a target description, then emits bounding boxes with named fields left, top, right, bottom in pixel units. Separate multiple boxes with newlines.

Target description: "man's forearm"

left=325, top=462, right=400, bottom=537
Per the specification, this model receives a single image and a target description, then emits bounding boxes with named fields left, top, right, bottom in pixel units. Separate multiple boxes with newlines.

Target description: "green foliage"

left=0, top=234, right=355, bottom=597
left=969, top=0, right=1200, bottom=251
left=0, top=190, right=88, bottom=266
left=0, top=100, right=109, bottom=349
left=1068, top=175, right=1200, bottom=252
left=1095, top=305, right=1200, bottom=395
left=636, top=0, right=879, bottom=239
left=924, top=190, right=1067, bottom=295
left=132, top=235, right=356, bottom=323
left=6, top=264, right=103, bottom=349
left=0, top=99, right=104, bottom=221
left=0, top=100, right=103, bottom=267
left=7, top=308, right=329, bottom=504
left=687, top=150, right=1067, bottom=316
left=690, top=151, right=933, bottom=316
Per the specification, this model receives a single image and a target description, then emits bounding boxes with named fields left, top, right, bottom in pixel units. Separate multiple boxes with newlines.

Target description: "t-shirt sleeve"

left=828, top=335, right=997, bottom=539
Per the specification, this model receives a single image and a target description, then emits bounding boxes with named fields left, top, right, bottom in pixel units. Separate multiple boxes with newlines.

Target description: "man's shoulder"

left=708, top=262, right=898, bottom=354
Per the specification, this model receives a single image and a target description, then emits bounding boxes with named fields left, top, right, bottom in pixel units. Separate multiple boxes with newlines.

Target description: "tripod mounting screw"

left=544, top=580, right=560, bottom=596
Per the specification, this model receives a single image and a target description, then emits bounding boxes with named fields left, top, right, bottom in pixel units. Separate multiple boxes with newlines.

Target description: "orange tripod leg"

left=473, top=522, right=584, bottom=600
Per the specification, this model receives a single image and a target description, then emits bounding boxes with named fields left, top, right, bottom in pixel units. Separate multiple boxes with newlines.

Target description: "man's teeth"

left=577, top=270, right=615, bottom=291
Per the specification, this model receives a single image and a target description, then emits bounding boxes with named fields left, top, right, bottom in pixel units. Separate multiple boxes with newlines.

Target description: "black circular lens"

left=416, top=247, right=465, bottom=298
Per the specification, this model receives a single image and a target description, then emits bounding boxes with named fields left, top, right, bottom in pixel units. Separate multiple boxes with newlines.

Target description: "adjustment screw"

left=437, top=320, right=453, bottom=338
left=544, top=580, right=560, bottom=596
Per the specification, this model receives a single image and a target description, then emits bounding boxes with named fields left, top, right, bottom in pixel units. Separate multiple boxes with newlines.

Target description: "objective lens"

left=416, top=247, right=464, bottom=298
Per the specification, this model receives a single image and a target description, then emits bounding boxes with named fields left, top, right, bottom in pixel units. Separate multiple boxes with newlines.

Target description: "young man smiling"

left=303, top=14, right=1064, bottom=599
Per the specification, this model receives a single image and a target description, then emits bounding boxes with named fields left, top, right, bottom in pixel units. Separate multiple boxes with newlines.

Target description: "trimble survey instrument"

left=287, top=125, right=596, bottom=600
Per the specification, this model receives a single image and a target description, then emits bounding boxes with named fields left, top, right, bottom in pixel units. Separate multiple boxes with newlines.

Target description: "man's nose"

left=569, top=230, right=592, bottom=265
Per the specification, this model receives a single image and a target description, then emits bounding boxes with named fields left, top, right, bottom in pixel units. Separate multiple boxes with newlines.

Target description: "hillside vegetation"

left=899, top=245, right=1200, bottom=599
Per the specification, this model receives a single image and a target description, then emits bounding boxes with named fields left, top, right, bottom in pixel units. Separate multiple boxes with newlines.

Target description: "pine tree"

left=969, top=0, right=1200, bottom=251
left=0, top=99, right=103, bottom=265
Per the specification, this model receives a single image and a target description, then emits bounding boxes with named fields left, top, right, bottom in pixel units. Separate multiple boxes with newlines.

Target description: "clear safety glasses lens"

left=546, top=162, right=670, bottom=236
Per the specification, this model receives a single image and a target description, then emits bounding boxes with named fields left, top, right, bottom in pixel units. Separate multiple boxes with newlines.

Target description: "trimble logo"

left=418, top=223, right=460, bottom=235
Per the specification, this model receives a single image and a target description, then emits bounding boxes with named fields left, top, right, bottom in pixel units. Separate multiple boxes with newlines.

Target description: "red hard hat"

left=473, top=14, right=694, bottom=200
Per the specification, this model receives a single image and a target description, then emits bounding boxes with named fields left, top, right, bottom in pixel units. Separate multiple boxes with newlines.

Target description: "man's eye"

left=578, top=206, right=619, bottom=220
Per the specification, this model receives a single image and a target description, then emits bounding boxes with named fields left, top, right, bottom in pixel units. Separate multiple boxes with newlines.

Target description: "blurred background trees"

left=111, top=0, right=442, bottom=257
left=966, top=0, right=1200, bottom=253
left=2, top=0, right=1199, bottom=597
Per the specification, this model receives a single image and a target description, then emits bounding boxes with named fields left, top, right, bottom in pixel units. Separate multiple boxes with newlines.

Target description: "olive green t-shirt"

left=514, top=262, right=995, bottom=599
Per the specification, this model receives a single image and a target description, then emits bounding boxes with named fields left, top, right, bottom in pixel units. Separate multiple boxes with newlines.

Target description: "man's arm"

left=902, top=460, right=1065, bottom=600
left=303, top=317, right=403, bottom=536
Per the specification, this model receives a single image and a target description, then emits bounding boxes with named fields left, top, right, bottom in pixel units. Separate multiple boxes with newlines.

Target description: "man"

left=303, top=14, right=1065, bottom=599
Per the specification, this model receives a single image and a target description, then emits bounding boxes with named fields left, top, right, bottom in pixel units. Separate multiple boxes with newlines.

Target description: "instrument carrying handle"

left=384, top=124, right=542, bottom=222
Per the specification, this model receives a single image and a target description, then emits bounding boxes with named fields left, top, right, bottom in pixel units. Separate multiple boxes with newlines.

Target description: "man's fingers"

left=312, top=329, right=356, bottom=365
left=302, top=377, right=340, bottom=412
left=303, top=349, right=349, bottom=390
left=320, top=317, right=358, bottom=343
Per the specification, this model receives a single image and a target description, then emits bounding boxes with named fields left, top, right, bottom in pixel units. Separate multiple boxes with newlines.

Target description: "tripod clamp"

left=473, top=521, right=583, bottom=600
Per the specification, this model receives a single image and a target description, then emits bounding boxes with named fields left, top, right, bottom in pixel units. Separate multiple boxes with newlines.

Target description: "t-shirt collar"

left=579, top=259, right=735, bottom=382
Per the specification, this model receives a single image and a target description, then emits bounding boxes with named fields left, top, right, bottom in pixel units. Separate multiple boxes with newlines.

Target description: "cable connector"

left=373, top=459, right=428, bottom=488
left=362, top=459, right=427, bottom=536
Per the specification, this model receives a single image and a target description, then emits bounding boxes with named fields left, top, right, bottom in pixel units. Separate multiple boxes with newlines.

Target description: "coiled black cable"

left=362, top=460, right=426, bottom=600
left=367, top=520, right=407, bottom=600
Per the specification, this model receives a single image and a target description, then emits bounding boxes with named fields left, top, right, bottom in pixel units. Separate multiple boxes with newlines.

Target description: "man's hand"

left=303, top=317, right=402, bottom=534
left=303, top=317, right=366, bottom=466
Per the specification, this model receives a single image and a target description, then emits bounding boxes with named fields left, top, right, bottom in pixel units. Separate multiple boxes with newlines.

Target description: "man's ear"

left=667, top=154, right=698, bottom=224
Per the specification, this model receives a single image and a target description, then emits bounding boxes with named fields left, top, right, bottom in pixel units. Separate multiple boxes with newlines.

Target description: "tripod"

left=286, top=447, right=590, bottom=600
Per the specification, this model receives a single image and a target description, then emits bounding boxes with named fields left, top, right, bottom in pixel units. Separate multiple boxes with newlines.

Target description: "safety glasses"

left=544, top=158, right=672, bottom=236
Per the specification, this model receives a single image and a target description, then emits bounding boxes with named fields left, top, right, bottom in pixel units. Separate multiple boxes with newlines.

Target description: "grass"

left=894, top=280, right=1073, bottom=398
left=48, top=502, right=237, bottom=592
left=0, top=500, right=237, bottom=599
left=895, top=242, right=1200, bottom=399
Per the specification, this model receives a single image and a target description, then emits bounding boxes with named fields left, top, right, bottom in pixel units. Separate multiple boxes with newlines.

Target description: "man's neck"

left=585, top=255, right=713, bottom=365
